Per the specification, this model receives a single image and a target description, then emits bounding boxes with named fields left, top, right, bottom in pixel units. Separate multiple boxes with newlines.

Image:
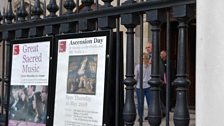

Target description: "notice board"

left=53, top=31, right=109, bottom=126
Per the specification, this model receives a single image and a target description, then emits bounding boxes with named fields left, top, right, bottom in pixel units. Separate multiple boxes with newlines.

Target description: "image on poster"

left=9, top=42, right=50, bottom=126
left=54, top=36, right=107, bottom=126
left=67, top=55, right=97, bottom=95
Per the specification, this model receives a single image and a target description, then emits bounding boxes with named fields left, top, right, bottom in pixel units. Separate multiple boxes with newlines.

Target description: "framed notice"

left=53, top=31, right=109, bottom=126
left=8, top=37, right=53, bottom=126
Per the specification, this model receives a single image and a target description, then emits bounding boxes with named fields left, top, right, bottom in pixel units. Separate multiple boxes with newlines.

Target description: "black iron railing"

left=0, top=0, right=195, bottom=126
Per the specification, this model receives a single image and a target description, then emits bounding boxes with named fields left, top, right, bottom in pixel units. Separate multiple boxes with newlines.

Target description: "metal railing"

left=0, top=0, right=196, bottom=125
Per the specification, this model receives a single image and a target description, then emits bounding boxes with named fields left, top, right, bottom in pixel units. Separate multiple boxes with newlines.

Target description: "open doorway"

left=160, top=20, right=196, bottom=108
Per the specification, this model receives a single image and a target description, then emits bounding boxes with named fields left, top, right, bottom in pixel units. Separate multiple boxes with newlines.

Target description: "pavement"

left=0, top=109, right=195, bottom=126
left=134, top=108, right=195, bottom=126
left=131, top=90, right=196, bottom=126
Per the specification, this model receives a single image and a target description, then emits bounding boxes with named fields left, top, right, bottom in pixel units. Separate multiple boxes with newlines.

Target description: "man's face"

left=145, top=43, right=152, bottom=54
left=21, top=91, right=26, bottom=101
left=41, top=87, right=48, bottom=103
left=27, top=86, right=33, bottom=96
left=32, top=96, right=36, bottom=109
left=160, top=51, right=167, bottom=61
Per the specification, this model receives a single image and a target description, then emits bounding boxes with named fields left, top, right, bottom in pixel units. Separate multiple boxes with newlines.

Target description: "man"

left=145, top=42, right=166, bottom=119
left=41, top=86, right=48, bottom=104
left=160, top=50, right=175, bottom=110
left=160, top=50, right=167, bottom=71
left=27, top=85, right=36, bottom=121
left=160, top=50, right=167, bottom=60
left=27, top=85, right=36, bottom=98
left=145, top=42, right=164, bottom=80
left=145, top=42, right=152, bottom=62
left=160, top=50, right=167, bottom=109
left=41, top=86, right=48, bottom=123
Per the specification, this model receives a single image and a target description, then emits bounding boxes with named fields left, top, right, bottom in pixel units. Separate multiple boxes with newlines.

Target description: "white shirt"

left=134, top=64, right=151, bottom=89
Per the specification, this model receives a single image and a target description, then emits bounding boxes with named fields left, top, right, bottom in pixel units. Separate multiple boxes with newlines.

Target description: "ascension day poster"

left=9, top=42, right=50, bottom=126
left=53, top=36, right=107, bottom=126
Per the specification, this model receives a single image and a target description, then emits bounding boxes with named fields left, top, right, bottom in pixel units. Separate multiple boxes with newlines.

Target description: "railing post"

left=29, top=0, right=44, bottom=37
left=79, top=0, right=96, bottom=31
left=47, top=0, right=59, bottom=17
left=5, top=0, right=14, bottom=24
left=16, top=0, right=28, bottom=22
left=3, top=8, right=5, bottom=24
left=4, top=38, right=13, bottom=126
left=15, top=0, right=29, bottom=39
left=64, top=0, right=76, bottom=15
left=2, top=1, right=15, bottom=123
left=98, top=0, right=120, bottom=125
left=0, top=11, right=3, bottom=25
left=59, top=0, right=76, bottom=33
left=98, top=0, right=115, bottom=30
left=121, top=0, right=139, bottom=125
left=172, top=5, right=191, bottom=126
left=0, top=11, right=2, bottom=41
left=146, top=9, right=165, bottom=126
left=102, top=0, right=113, bottom=7
left=32, top=0, right=43, bottom=20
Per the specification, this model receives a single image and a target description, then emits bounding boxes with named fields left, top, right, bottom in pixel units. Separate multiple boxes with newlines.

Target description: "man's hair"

left=161, top=50, right=167, bottom=54
left=42, top=86, right=48, bottom=94
left=29, top=85, right=36, bottom=92
left=146, top=42, right=152, bottom=46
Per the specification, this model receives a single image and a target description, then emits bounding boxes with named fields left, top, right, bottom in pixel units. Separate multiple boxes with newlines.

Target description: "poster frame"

left=6, top=36, right=54, bottom=126
left=52, top=31, right=111, bottom=126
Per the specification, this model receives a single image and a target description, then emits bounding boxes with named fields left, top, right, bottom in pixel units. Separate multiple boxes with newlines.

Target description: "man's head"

left=160, top=50, right=167, bottom=61
left=145, top=42, right=152, bottom=54
left=27, top=85, right=36, bottom=96
left=41, top=86, right=48, bottom=103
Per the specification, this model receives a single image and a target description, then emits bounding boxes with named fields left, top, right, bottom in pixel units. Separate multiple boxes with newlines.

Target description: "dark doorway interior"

left=160, top=20, right=196, bottom=108
left=187, top=19, right=196, bottom=107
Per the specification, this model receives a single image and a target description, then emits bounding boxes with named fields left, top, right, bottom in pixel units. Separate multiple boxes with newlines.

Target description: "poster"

left=8, top=42, right=50, bottom=126
left=53, top=35, right=107, bottom=126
